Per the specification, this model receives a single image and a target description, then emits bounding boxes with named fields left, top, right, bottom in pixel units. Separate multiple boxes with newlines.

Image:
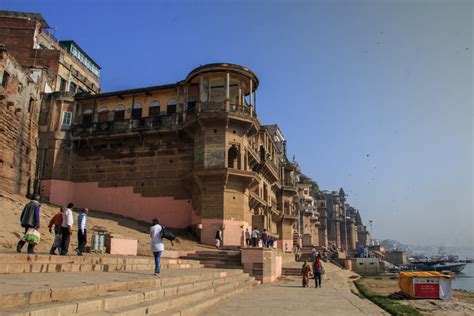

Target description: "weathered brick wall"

left=67, top=132, right=194, bottom=200
left=0, top=102, right=38, bottom=195
left=0, top=49, right=42, bottom=196
left=0, top=17, right=37, bottom=56
left=0, top=16, right=62, bottom=86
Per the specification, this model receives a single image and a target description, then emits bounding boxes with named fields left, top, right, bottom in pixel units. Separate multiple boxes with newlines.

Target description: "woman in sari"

left=301, top=259, right=312, bottom=287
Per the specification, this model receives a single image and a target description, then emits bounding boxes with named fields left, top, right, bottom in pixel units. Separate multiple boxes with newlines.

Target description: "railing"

left=72, top=114, right=181, bottom=136
left=186, top=102, right=254, bottom=117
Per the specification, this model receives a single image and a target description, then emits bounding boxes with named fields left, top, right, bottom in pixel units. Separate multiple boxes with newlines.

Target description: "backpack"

left=160, top=225, right=176, bottom=242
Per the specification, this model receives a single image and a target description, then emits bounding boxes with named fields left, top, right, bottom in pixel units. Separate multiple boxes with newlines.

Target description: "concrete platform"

left=200, top=262, right=389, bottom=316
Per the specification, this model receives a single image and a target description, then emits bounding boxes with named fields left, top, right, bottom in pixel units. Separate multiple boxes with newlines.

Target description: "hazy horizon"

left=2, top=0, right=472, bottom=250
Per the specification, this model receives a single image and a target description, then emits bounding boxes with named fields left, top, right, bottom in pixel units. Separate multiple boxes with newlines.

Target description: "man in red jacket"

left=48, top=208, right=63, bottom=255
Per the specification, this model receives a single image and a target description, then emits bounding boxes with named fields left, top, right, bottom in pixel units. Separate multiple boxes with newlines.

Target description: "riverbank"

left=453, top=263, right=474, bottom=292
left=356, top=276, right=474, bottom=315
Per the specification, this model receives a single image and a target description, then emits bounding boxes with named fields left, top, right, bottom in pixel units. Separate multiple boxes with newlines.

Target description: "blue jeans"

left=153, top=251, right=162, bottom=274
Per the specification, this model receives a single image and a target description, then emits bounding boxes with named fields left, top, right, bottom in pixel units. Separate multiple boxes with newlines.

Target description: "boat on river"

left=402, top=261, right=467, bottom=273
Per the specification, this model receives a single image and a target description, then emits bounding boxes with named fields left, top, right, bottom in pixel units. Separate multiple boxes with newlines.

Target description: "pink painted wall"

left=109, top=238, right=138, bottom=256
left=241, top=248, right=282, bottom=283
left=41, top=180, right=197, bottom=229
left=201, top=219, right=249, bottom=246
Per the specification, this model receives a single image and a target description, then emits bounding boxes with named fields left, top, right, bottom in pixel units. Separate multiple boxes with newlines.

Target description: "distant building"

left=385, top=251, right=408, bottom=265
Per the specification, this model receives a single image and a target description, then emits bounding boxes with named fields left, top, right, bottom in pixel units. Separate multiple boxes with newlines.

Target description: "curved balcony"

left=186, top=101, right=253, bottom=117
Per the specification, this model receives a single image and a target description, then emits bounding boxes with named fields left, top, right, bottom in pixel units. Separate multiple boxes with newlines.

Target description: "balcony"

left=72, top=114, right=181, bottom=137
left=186, top=102, right=255, bottom=119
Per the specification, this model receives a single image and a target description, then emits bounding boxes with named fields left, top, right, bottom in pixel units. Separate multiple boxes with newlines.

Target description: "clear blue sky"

left=3, top=0, right=472, bottom=249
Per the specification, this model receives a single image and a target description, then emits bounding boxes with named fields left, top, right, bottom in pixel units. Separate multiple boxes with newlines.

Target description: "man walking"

left=16, top=195, right=41, bottom=254
left=251, top=227, right=260, bottom=247
left=245, top=227, right=251, bottom=247
left=313, top=254, right=323, bottom=288
left=75, top=208, right=88, bottom=256
left=48, top=207, right=63, bottom=255
left=261, top=229, right=268, bottom=248
left=150, top=218, right=164, bottom=276
left=60, top=203, right=74, bottom=255
left=215, top=227, right=222, bottom=249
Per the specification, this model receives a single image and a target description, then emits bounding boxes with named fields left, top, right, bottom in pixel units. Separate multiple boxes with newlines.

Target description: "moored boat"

left=402, top=261, right=467, bottom=274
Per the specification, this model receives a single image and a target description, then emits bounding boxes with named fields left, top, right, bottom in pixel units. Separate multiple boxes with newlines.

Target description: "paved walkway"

left=200, top=263, right=389, bottom=316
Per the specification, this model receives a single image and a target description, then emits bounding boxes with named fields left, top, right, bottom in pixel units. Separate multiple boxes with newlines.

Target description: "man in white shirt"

left=60, top=203, right=74, bottom=255
left=150, top=218, right=164, bottom=276
left=311, top=246, right=319, bottom=261
left=251, top=227, right=260, bottom=247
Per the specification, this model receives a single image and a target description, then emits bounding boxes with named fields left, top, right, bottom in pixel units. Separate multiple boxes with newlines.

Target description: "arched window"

left=187, top=96, right=196, bottom=112
left=149, top=100, right=161, bottom=117
left=227, top=145, right=240, bottom=169
left=114, top=105, right=125, bottom=121
left=82, top=109, right=93, bottom=125
left=97, top=106, right=109, bottom=123
left=167, top=98, right=177, bottom=115
left=131, top=103, right=142, bottom=119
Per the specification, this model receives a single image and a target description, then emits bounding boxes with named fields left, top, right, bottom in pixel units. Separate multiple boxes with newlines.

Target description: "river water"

left=452, top=263, right=474, bottom=292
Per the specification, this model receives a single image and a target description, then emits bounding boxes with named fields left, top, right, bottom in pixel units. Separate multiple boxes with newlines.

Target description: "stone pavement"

left=200, top=262, right=389, bottom=316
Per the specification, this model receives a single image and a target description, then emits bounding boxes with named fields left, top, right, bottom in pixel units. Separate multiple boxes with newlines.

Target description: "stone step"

left=203, top=263, right=242, bottom=269
left=94, top=279, right=257, bottom=315
left=1, top=271, right=251, bottom=315
left=183, top=255, right=241, bottom=262
left=191, top=250, right=241, bottom=257
left=0, top=269, right=244, bottom=310
left=0, top=261, right=203, bottom=274
left=282, top=267, right=302, bottom=276
left=0, top=253, right=203, bottom=274
left=0, top=253, right=193, bottom=265
left=153, top=280, right=259, bottom=316
left=184, top=257, right=241, bottom=264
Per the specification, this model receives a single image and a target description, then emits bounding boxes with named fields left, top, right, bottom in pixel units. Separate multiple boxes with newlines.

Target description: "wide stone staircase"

left=181, top=250, right=242, bottom=269
left=0, top=253, right=202, bottom=274
left=0, top=252, right=258, bottom=315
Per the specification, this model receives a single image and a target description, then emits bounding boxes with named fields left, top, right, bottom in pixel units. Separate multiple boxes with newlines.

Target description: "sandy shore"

left=357, top=276, right=474, bottom=315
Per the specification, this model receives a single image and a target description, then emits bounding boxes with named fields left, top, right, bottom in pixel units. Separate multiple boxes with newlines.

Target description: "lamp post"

left=344, top=207, right=348, bottom=252
left=369, top=220, right=373, bottom=245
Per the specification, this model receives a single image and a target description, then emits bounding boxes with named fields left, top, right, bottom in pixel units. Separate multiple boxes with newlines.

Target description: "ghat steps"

left=0, top=252, right=258, bottom=315
left=0, top=253, right=203, bottom=274
left=181, top=250, right=243, bottom=269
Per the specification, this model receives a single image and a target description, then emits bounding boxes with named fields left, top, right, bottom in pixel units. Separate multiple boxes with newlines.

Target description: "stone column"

left=199, top=76, right=204, bottom=102
left=184, top=84, right=189, bottom=121
left=238, top=86, right=242, bottom=108
left=225, top=72, right=230, bottom=112
left=208, top=78, right=211, bottom=102
left=249, top=79, right=253, bottom=117
left=254, top=90, right=257, bottom=113
left=176, top=86, right=180, bottom=124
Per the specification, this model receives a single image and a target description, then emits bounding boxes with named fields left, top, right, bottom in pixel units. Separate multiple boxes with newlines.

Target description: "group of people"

left=301, top=254, right=324, bottom=288
left=244, top=227, right=275, bottom=248
left=16, top=196, right=89, bottom=256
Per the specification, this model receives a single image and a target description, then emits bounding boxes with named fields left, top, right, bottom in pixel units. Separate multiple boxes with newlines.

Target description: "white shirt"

left=62, top=208, right=74, bottom=227
left=150, top=224, right=164, bottom=252
left=252, top=229, right=259, bottom=238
